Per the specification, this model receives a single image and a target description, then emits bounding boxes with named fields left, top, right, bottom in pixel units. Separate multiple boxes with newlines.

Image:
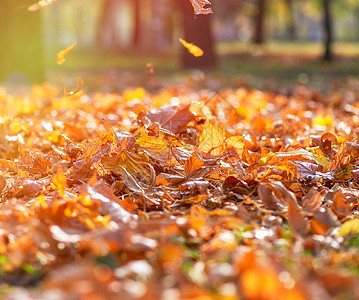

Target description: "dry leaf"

left=64, top=77, right=83, bottom=97
left=188, top=0, right=213, bottom=15
left=179, top=39, right=204, bottom=57
left=57, top=43, right=76, bottom=65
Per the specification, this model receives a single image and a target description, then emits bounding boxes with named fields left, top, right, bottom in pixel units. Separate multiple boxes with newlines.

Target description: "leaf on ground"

left=184, top=154, right=205, bottom=178
left=320, top=132, right=337, bottom=160
left=179, top=39, right=204, bottom=57
left=328, top=143, right=351, bottom=172
left=266, top=181, right=308, bottom=236
left=198, top=121, right=226, bottom=157
left=258, top=183, right=287, bottom=211
left=336, top=218, right=359, bottom=237
left=146, top=104, right=195, bottom=134
left=136, top=132, right=171, bottom=162
left=0, top=175, right=6, bottom=194
left=310, top=207, right=339, bottom=235
left=301, top=188, right=326, bottom=213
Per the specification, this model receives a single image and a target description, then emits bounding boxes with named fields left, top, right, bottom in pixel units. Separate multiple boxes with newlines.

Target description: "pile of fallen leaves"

left=0, top=83, right=359, bottom=299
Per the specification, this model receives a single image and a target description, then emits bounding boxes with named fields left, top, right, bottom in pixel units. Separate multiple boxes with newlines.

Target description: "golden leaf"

left=64, top=77, right=83, bottom=97
left=336, top=219, right=359, bottom=237
left=57, top=43, right=76, bottom=65
left=198, top=121, right=226, bottom=157
left=179, top=39, right=204, bottom=57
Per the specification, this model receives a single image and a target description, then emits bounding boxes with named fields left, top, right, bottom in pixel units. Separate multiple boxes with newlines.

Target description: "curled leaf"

left=188, top=0, right=213, bottom=15
left=179, top=39, right=204, bottom=57
left=64, top=77, right=83, bottom=97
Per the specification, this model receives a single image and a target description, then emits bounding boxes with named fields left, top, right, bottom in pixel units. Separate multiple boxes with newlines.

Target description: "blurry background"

left=1, top=0, right=359, bottom=93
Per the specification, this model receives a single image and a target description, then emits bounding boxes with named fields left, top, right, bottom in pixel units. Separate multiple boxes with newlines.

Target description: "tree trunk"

left=285, top=0, right=296, bottom=41
left=181, top=0, right=216, bottom=69
left=0, top=0, right=44, bottom=84
left=253, top=0, right=266, bottom=44
left=132, top=0, right=141, bottom=47
left=96, top=0, right=120, bottom=50
left=322, top=0, right=333, bottom=61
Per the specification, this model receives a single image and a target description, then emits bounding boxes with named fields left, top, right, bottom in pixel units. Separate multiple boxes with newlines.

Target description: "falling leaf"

left=188, top=0, right=213, bottom=15
left=146, top=63, right=154, bottom=74
left=28, top=0, right=57, bottom=11
left=57, top=43, right=76, bottom=65
left=64, top=77, right=83, bottom=97
left=179, top=39, right=204, bottom=57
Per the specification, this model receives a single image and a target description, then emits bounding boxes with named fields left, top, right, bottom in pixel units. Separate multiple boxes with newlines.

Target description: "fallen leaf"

left=198, top=120, right=226, bottom=157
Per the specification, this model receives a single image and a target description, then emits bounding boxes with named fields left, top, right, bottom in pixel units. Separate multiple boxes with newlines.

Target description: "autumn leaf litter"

left=0, top=83, right=359, bottom=299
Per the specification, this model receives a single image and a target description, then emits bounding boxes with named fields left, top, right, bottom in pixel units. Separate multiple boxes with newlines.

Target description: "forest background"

left=2, top=0, right=359, bottom=94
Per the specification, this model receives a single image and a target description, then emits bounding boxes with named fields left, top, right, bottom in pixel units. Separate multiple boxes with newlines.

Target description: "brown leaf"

left=188, top=0, right=213, bottom=15
left=258, top=183, right=286, bottom=211
left=0, top=175, right=6, bottom=194
left=266, top=181, right=309, bottom=236
left=320, top=132, right=337, bottom=160
left=328, top=143, right=351, bottom=172
left=301, top=188, right=326, bottom=213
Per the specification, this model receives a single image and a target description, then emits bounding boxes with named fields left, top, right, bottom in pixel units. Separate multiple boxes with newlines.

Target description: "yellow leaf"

left=179, top=39, right=204, bottom=57
left=52, top=168, right=67, bottom=197
left=136, top=132, right=171, bottom=162
left=312, top=114, right=333, bottom=127
left=57, top=43, right=76, bottom=65
left=198, top=121, right=226, bottom=156
left=336, top=219, right=359, bottom=237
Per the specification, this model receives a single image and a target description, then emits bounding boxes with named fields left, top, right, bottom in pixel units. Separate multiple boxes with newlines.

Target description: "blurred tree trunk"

left=180, top=0, right=216, bottom=69
left=322, top=0, right=333, bottom=61
left=132, top=0, right=141, bottom=46
left=284, top=0, right=296, bottom=41
left=96, top=0, right=119, bottom=49
left=253, top=0, right=266, bottom=44
left=354, top=6, right=359, bottom=40
left=0, top=0, right=44, bottom=83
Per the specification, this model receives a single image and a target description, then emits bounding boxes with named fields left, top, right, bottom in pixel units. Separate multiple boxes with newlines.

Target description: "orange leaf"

left=179, top=39, right=204, bottom=57
left=57, top=43, right=76, bottom=65
left=64, top=77, right=83, bottom=97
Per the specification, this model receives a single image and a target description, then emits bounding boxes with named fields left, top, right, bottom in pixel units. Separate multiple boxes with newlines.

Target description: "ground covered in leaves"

left=0, top=82, right=359, bottom=299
